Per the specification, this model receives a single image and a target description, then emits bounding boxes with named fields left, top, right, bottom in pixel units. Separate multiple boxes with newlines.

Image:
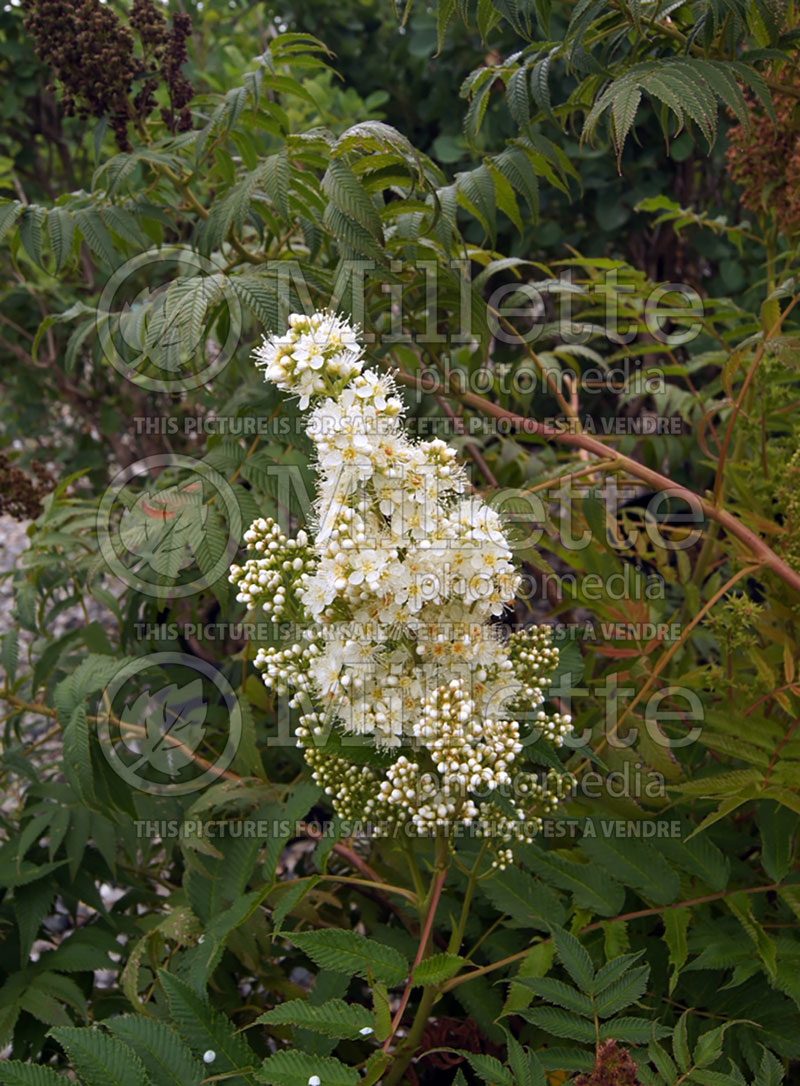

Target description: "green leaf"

left=520, top=843, right=625, bottom=916
left=322, top=158, right=383, bottom=242
left=412, top=953, right=464, bottom=986
left=531, top=52, right=555, bottom=121
left=255, top=998, right=374, bottom=1039
left=649, top=1037, right=679, bottom=1083
left=673, top=1010, right=691, bottom=1074
left=106, top=1016, right=205, bottom=1086
left=288, top=929, right=408, bottom=987
left=272, top=877, right=320, bottom=933
left=159, top=970, right=256, bottom=1082
left=479, top=866, right=564, bottom=930
left=506, top=68, right=530, bottom=129
left=657, top=827, right=730, bottom=892
left=185, top=887, right=272, bottom=988
left=62, top=705, right=94, bottom=807
left=456, top=163, right=496, bottom=243
left=694, top=1022, right=737, bottom=1068
left=663, top=907, right=691, bottom=995
left=504, top=942, right=555, bottom=1014
left=436, top=0, right=455, bottom=52
left=0, top=629, right=18, bottom=684
left=599, top=1016, right=670, bottom=1043
left=552, top=928, right=594, bottom=992
left=263, top=781, right=320, bottom=883
left=18, top=206, right=46, bottom=268
left=757, top=800, right=798, bottom=882
left=754, top=1046, right=784, bottom=1086
left=0, top=199, right=23, bottom=244
left=593, top=965, right=649, bottom=1017
left=510, top=977, right=593, bottom=1017
left=579, top=833, right=680, bottom=904
left=256, top=1050, right=359, bottom=1086
left=47, top=208, right=75, bottom=272
left=725, top=892, right=777, bottom=980
left=102, top=206, right=144, bottom=248
left=505, top=1029, right=533, bottom=1086
left=74, top=208, right=118, bottom=267
left=14, top=879, right=55, bottom=965
left=0, top=1064, right=66, bottom=1085
left=517, top=1006, right=596, bottom=1043
left=456, top=1051, right=514, bottom=1086
left=49, top=1027, right=149, bottom=1086
left=372, top=980, right=391, bottom=1043
left=591, top=950, right=646, bottom=996
left=260, top=150, right=291, bottom=221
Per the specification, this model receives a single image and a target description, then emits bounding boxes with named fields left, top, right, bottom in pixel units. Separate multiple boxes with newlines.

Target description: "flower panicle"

left=231, top=312, right=574, bottom=864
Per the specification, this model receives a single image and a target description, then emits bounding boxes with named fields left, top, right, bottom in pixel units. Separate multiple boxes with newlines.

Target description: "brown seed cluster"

left=726, top=61, right=800, bottom=237
left=575, top=1040, right=642, bottom=1086
left=0, top=455, right=54, bottom=521
left=22, top=0, right=194, bottom=150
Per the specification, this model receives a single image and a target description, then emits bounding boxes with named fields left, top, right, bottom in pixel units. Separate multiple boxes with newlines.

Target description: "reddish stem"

left=382, top=865, right=449, bottom=1053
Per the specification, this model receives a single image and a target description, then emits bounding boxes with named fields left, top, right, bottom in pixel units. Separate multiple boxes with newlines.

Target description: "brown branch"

left=443, top=881, right=786, bottom=992
left=391, top=369, right=800, bottom=594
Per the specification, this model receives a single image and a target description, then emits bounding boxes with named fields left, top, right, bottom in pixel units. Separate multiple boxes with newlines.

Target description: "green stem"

left=404, top=841, right=426, bottom=905
left=447, top=840, right=489, bottom=955
left=382, top=837, right=449, bottom=1086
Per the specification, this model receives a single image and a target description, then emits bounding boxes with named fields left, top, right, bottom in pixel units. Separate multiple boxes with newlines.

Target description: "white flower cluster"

left=229, top=519, right=314, bottom=621
left=253, top=311, right=364, bottom=409
left=232, top=311, right=573, bottom=858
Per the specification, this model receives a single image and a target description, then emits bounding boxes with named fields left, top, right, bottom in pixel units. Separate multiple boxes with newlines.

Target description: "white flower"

left=308, top=1076, right=321, bottom=1086
left=203, top=1050, right=216, bottom=1064
left=234, top=312, right=574, bottom=858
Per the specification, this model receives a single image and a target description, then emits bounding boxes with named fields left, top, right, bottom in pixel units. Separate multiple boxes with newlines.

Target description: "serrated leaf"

left=74, top=208, right=118, bottom=267
left=288, top=929, right=408, bottom=987
left=510, top=977, right=593, bottom=1017
left=673, top=1010, right=691, bottom=1073
left=107, top=1017, right=204, bottom=1086
left=754, top=1046, right=784, bottom=1086
left=0, top=1063, right=66, bottom=1085
left=593, top=965, right=649, bottom=1017
left=255, top=998, right=373, bottom=1039
left=0, top=199, right=23, bottom=244
left=456, top=1051, right=515, bottom=1086
left=256, top=1050, right=359, bottom=1086
left=725, top=892, right=777, bottom=980
left=47, top=208, right=75, bottom=271
left=18, top=206, right=46, bottom=268
left=664, top=907, right=691, bottom=995
left=553, top=928, right=594, bottom=992
left=517, top=1006, right=596, bottom=1043
left=599, top=1016, right=670, bottom=1043
left=412, top=953, right=464, bottom=986
left=520, top=843, right=625, bottom=916
left=62, top=705, right=94, bottom=807
left=757, top=801, right=798, bottom=882
left=159, top=970, right=256, bottom=1082
left=591, top=951, right=646, bottom=996
left=50, top=1027, right=148, bottom=1086
left=479, top=866, right=564, bottom=931
left=579, top=833, right=680, bottom=904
